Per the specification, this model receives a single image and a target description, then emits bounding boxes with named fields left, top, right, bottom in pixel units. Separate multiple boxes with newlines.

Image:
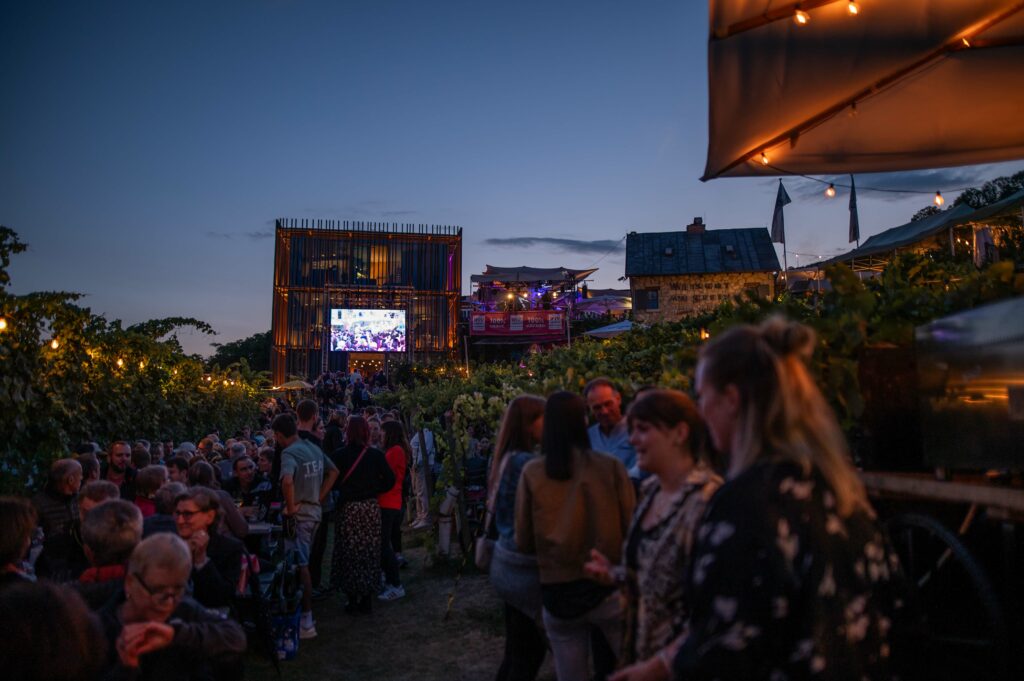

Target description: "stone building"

left=625, top=219, right=780, bottom=322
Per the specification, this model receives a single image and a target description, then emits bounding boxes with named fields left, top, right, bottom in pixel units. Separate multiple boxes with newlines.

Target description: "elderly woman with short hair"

left=174, top=488, right=245, bottom=609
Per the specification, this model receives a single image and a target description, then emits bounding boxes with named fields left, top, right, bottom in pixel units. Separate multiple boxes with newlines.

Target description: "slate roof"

left=625, top=228, right=780, bottom=277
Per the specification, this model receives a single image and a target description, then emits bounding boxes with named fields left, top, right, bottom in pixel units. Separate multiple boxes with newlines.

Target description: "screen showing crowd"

left=329, top=309, right=407, bottom=352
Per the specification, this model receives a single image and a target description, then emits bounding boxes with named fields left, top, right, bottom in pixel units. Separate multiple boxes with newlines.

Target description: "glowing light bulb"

left=50, top=338, right=59, bottom=350
left=117, top=358, right=124, bottom=368
left=794, top=10, right=810, bottom=25
left=934, top=191, right=945, bottom=206
left=825, top=184, right=836, bottom=198
left=847, top=1, right=859, bottom=15
left=0, top=318, right=7, bottom=331
left=139, top=361, right=145, bottom=370
left=760, top=152, right=769, bottom=166
left=961, top=37, right=971, bottom=48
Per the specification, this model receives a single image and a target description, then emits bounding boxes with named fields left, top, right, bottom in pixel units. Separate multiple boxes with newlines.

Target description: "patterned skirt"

left=330, top=498, right=382, bottom=597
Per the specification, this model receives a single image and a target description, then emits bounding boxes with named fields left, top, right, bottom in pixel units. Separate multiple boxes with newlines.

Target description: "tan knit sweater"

left=515, top=448, right=636, bottom=584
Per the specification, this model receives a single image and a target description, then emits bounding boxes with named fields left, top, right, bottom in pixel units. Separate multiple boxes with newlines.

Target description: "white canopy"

left=584, top=320, right=637, bottom=339
left=704, top=0, right=1024, bottom=180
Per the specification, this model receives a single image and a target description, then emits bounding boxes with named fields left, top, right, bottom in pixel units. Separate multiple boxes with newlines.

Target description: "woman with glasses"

left=98, top=533, right=246, bottom=680
left=174, top=488, right=245, bottom=610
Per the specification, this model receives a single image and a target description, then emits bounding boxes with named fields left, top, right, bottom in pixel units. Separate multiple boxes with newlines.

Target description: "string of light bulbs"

left=759, top=155, right=978, bottom=206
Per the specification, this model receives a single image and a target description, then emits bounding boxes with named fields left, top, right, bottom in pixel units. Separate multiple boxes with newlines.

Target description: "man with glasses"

left=97, top=534, right=246, bottom=678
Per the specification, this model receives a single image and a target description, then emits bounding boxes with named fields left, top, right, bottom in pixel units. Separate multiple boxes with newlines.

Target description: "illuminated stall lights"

left=0, top=317, right=7, bottom=331
left=50, top=338, right=60, bottom=350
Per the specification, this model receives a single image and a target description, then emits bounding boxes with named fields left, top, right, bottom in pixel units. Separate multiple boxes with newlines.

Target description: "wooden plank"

left=860, top=471, right=1024, bottom=514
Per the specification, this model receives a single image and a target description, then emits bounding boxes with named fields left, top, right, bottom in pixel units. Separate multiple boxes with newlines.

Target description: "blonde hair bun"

left=759, top=316, right=815, bottom=361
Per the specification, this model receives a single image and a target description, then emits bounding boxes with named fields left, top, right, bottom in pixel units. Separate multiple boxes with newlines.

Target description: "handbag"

left=474, top=454, right=512, bottom=571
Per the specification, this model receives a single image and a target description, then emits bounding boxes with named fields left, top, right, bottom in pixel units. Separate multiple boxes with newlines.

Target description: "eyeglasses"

left=173, top=509, right=202, bottom=519
left=132, top=571, right=187, bottom=605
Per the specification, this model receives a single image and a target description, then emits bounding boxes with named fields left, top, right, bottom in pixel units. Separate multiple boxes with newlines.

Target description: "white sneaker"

left=410, top=518, right=432, bottom=530
left=378, top=585, right=406, bottom=601
left=300, top=622, right=318, bottom=639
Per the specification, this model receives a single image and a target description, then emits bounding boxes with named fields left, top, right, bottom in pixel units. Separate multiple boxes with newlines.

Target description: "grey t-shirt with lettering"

left=280, top=439, right=338, bottom=522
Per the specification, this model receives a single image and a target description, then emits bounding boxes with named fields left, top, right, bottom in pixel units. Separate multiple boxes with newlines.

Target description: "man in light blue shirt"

left=584, top=377, right=639, bottom=479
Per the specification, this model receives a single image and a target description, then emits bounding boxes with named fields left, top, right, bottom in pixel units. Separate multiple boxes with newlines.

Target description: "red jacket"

left=377, top=445, right=407, bottom=510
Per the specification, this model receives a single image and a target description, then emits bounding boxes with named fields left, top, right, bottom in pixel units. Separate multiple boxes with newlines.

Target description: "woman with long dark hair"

left=329, top=416, right=394, bottom=614
left=378, top=420, right=411, bottom=601
left=516, top=391, right=636, bottom=680
left=673, top=318, right=901, bottom=680
left=584, top=389, right=721, bottom=681
left=488, top=394, right=546, bottom=681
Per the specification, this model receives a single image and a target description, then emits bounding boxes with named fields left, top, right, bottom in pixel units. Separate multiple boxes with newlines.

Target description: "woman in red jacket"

left=378, top=421, right=411, bottom=601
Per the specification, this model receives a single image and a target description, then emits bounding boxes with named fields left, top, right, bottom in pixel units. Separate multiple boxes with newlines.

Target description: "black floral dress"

left=673, top=459, right=903, bottom=681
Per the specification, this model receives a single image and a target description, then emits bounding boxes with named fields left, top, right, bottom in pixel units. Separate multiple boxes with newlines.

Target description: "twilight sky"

left=3, top=1, right=1022, bottom=355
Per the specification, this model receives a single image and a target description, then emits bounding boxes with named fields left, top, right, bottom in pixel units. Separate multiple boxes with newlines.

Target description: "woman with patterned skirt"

left=328, top=415, right=395, bottom=614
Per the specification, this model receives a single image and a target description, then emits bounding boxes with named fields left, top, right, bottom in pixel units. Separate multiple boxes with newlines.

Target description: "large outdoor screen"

left=329, top=309, right=407, bottom=352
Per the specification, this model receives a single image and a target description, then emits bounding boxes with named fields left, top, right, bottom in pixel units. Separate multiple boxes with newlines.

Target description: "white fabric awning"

left=704, top=0, right=1024, bottom=180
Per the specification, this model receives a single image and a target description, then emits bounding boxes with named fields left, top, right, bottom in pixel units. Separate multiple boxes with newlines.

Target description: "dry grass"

left=245, top=541, right=555, bottom=681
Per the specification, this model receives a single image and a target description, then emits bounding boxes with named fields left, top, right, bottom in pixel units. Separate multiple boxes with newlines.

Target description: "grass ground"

left=245, top=532, right=556, bottom=681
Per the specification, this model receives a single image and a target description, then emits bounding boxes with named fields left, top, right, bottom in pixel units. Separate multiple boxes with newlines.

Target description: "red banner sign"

left=470, top=311, right=565, bottom=337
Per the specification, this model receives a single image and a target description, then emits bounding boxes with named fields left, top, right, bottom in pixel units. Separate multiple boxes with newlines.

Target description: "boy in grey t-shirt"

left=273, top=413, right=338, bottom=639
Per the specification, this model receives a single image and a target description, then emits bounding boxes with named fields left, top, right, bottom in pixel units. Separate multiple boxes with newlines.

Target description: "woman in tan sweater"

left=516, top=391, right=636, bottom=681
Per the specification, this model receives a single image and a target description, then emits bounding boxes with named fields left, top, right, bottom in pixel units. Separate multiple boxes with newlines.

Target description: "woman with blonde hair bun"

left=674, top=317, right=902, bottom=680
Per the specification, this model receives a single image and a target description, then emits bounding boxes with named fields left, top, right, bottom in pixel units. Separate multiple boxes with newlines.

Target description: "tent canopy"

left=584, top=320, right=636, bottom=339
left=705, top=1, right=1024, bottom=179
left=470, top=265, right=598, bottom=285
left=820, top=187, right=1024, bottom=265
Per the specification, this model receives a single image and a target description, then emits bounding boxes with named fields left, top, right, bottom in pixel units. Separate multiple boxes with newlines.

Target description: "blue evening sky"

left=3, top=1, right=1022, bottom=355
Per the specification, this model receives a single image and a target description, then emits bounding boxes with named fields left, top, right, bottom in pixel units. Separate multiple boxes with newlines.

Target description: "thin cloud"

left=205, top=230, right=274, bottom=240
left=382, top=210, right=417, bottom=217
left=482, top=237, right=624, bottom=255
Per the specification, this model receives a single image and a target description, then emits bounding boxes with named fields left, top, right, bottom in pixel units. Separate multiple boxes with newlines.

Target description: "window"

left=636, top=287, right=659, bottom=310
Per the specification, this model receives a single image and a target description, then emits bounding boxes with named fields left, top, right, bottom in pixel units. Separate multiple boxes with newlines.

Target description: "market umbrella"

left=584, top=320, right=637, bottom=339
left=703, top=1, right=1024, bottom=179
left=277, top=380, right=313, bottom=390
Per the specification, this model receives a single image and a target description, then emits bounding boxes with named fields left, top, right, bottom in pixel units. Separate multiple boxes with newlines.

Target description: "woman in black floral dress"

left=674, top=318, right=903, bottom=681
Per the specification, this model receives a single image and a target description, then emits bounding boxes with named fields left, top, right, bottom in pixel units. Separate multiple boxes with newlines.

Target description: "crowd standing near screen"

left=1, top=326, right=908, bottom=680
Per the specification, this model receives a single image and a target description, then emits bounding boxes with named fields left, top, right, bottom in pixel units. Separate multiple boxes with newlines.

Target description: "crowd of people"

left=1, top=318, right=906, bottom=680
left=0, top=376, right=440, bottom=680
left=485, top=318, right=904, bottom=681
left=330, top=325, right=406, bottom=353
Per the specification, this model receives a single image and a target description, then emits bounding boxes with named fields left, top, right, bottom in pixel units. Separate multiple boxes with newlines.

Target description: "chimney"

left=686, top=217, right=705, bottom=234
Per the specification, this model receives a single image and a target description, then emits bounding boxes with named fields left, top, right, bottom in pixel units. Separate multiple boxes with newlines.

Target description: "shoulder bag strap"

left=342, top=446, right=368, bottom=485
